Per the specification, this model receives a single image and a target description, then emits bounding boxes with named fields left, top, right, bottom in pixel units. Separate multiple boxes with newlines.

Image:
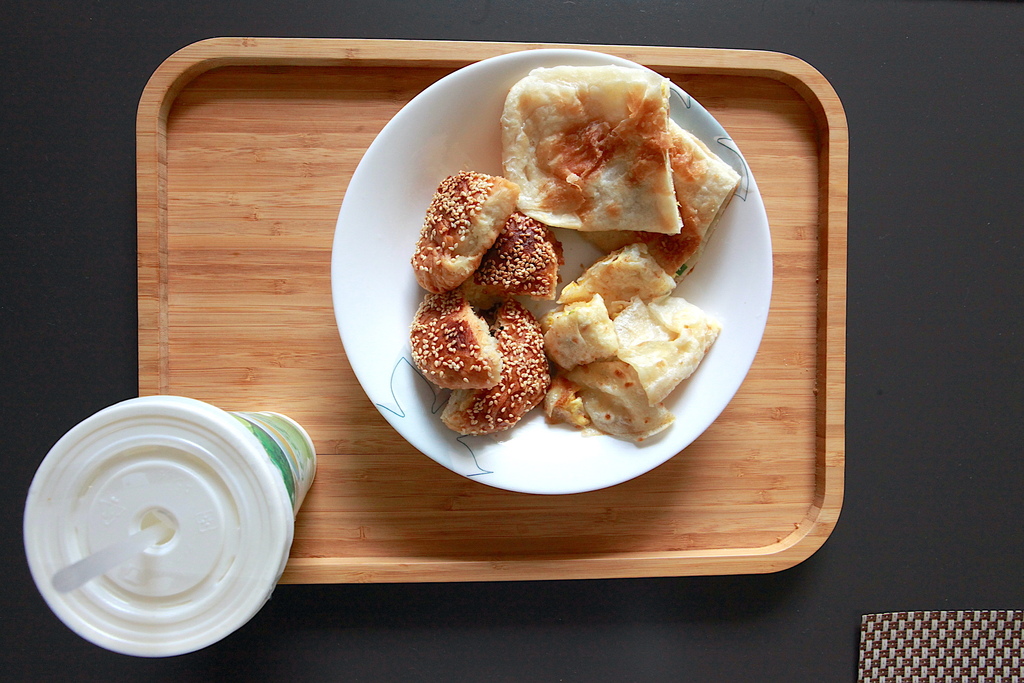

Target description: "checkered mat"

left=859, top=611, right=1022, bottom=682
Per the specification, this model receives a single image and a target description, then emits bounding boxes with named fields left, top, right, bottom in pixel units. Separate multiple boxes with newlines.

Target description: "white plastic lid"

left=23, top=396, right=306, bottom=657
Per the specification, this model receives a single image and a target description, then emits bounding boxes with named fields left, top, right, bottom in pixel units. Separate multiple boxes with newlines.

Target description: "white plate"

left=332, top=49, right=772, bottom=495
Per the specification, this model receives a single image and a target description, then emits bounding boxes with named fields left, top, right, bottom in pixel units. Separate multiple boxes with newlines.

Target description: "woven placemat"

left=859, top=610, right=1022, bottom=682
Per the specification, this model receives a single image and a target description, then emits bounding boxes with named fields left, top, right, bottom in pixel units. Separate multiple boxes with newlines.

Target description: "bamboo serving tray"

left=137, top=37, right=847, bottom=583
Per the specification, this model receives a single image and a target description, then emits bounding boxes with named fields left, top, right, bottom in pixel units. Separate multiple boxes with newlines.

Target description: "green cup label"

left=231, top=412, right=316, bottom=515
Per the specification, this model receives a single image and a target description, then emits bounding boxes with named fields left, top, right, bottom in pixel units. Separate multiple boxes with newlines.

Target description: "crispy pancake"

left=543, top=373, right=591, bottom=429
left=411, top=171, right=519, bottom=293
left=541, top=293, right=619, bottom=370
left=501, top=65, right=681, bottom=235
left=614, top=295, right=721, bottom=405
left=441, top=300, right=551, bottom=435
left=563, top=360, right=675, bottom=441
left=409, top=290, right=502, bottom=389
left=557, top=243, right=675, bottom=317
left=580, top=120, right=741, bottom=279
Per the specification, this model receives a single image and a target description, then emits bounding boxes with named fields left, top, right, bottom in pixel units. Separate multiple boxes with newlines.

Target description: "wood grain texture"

left=137, top=38, right=847, bottom=583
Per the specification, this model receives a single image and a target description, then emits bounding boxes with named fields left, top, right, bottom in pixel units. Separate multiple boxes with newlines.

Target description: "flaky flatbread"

left=557, top=243, right=675, bottom=317
left=614, top=295, right=721, bottom=405
left=565, top=360, right=675, bottom=441
left=580, top=120, right=741, bottom=279
left=411, top=172, right=519, bottom=293
left=501, top=65, right=681, bottom=235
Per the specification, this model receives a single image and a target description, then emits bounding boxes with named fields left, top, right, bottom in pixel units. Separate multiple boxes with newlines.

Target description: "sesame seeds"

left=409, top=291, right=503, bottom=390
left=423, top=172, right=493, bottom=243
left=410, top=172, right=518, bottom=294
left=474, top=212, right=563, bottom=300
left=409, top=173, right=557, bottom=435
left=440, top=300, right=551, bottom=435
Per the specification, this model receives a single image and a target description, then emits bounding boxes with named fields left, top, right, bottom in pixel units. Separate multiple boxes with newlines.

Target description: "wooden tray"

left=137, top=37, right=847, bottom=583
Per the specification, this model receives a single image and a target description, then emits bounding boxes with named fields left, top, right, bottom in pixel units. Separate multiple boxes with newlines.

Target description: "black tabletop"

left=3, top=1, right=1022, bottom=681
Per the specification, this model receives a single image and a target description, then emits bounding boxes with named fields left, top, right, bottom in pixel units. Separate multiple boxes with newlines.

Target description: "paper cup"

left=23, top=396, right=316, bottom=657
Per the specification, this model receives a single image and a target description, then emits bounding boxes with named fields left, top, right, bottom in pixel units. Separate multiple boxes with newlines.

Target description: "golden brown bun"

left=473, top=212, right=564, bottom=300
left=409, top=290, right=502, bottom=389
left=442, top=300, right=551, bottom=435
left=411, top=171, right=520, bottom=293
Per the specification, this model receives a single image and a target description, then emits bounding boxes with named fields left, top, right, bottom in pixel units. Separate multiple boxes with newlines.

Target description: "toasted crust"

left=501, top=65, right=681, bottom=235
left=668, top=122, right=740, bottom=265
left=580, top=121, right=741, bottom=279
left=474, top=212, right=564, bottom=300
left=410, top=290, right=502, bottom=389
left=441, top=300, right=551, bottom=435
left=411, top=172, right=520, bottom=293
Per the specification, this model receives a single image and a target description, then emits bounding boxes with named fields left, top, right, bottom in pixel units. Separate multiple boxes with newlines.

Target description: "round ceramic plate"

left=332, top=49, right=772, bottom=495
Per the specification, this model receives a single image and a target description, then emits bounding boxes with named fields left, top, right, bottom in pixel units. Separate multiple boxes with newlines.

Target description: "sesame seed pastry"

left=441, top=299, right=552, bottom=436
left=409, top=290, right=503, bottom=390
left=411, top=171, right=520, bottom=293
left=473, top=211, right=564, bottom=300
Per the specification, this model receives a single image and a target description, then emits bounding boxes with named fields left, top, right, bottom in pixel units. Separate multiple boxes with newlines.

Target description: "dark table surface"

left=3, top=1, right=1022, bottom=680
